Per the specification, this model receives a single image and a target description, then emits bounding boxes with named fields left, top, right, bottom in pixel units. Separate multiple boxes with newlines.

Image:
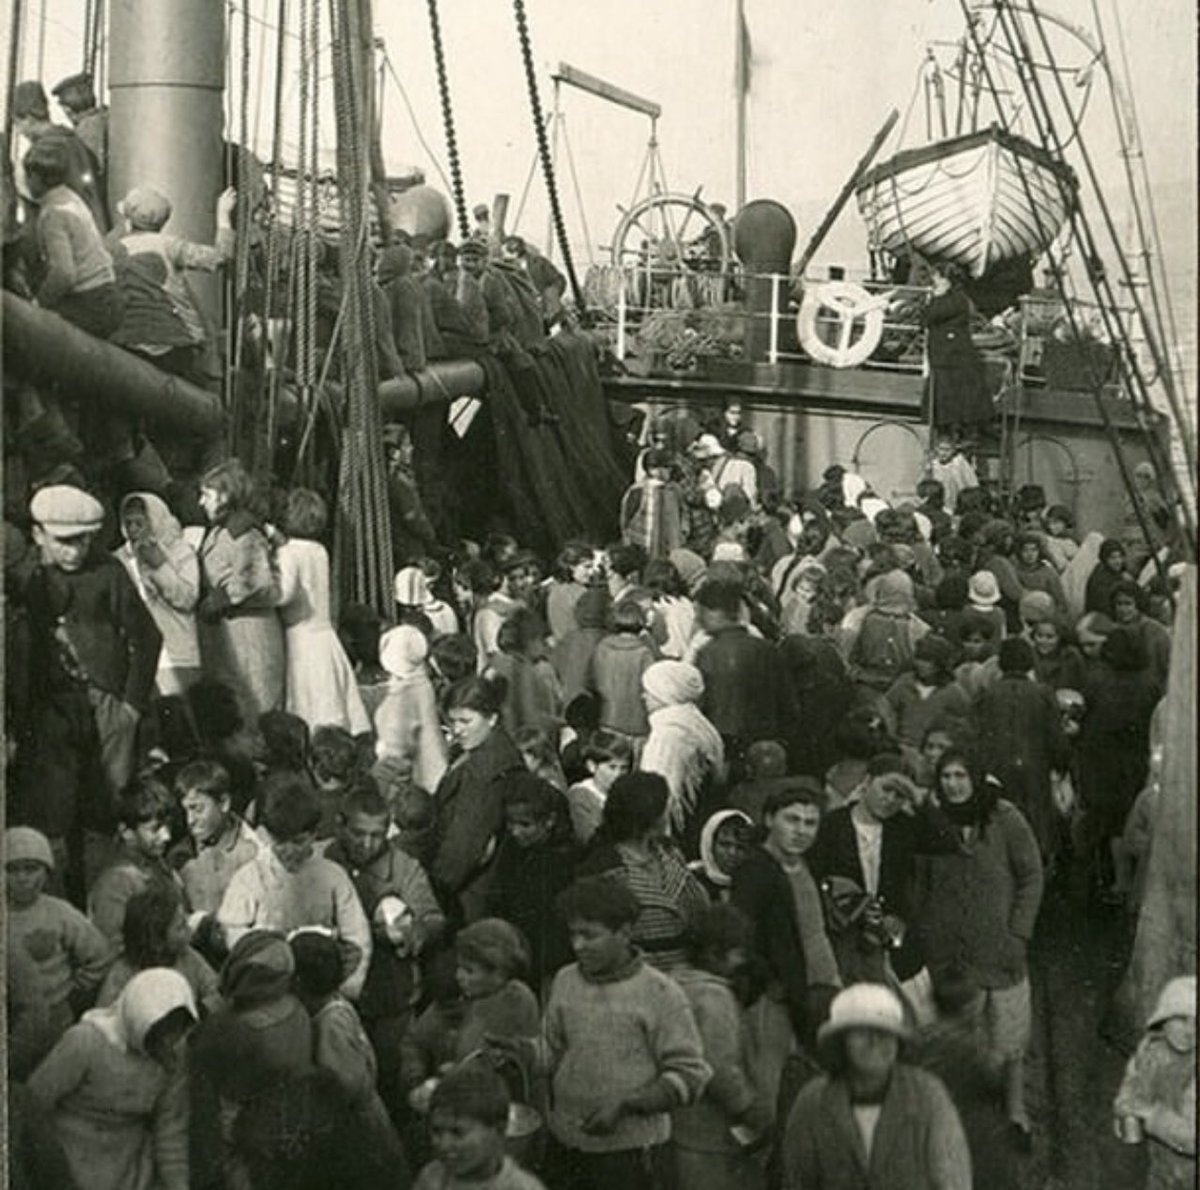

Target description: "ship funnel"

left=732, top=200, right=797, bottom=363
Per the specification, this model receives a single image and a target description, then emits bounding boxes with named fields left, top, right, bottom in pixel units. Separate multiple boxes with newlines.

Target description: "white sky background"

left=13, top=0, right=1197, bottom=343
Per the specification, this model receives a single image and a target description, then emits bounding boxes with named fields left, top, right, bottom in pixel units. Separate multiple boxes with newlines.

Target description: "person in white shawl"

left=393, top=565, right=458, bottom=639
left=374, top=625, right=448, bottom=793
left=639, top=660, right=726, bottom=846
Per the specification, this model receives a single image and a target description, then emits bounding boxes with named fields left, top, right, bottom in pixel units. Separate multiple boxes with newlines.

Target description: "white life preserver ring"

left=796, top=280, right=887, bottom=369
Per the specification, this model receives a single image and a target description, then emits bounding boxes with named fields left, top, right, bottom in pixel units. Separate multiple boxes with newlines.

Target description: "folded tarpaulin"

left=474, top=332, right=626, bottom=553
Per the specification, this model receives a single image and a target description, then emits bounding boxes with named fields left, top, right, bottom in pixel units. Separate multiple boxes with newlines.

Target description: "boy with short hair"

left=519, top=874, right=711, bottom=1190
left=416, top=1063, right=548, bottom=1190
left=87, top=773, right=180, bottom=950
left=170, top=757, right=262, bottom=935
left=487, top=773, right=578, bottom=992
left=311, top=724, right=361, bottom=838
left=324, top=782, right=445, bottom=1113
left=5, top=826, right=111, bottom=1076
left=217, top=771, right=372, bottom=999
left=565, top=729, right=633, bottom=845
left=928, top=434, right=979, bottom=515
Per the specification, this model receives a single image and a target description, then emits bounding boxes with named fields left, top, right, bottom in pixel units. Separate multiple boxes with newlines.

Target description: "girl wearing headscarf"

left=883, top=632, right=968, bottom=749
left=916, top=748, right=1043, bottom=1142
left=28, top=968, right=196, bottom=1190
left=375, top=624, right=448, bottom=794
left=393, top=565, right=458, bottom=639
left=274, top=489, right=370, bottom=736
left=114, top=491, right=201, bottom=696
left=639, top=661, right=726, bottom=853
left=688, top=808, right=752, bottom=901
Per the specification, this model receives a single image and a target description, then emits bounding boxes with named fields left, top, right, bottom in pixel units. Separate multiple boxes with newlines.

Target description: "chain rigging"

left=512, top=0, right=587, bottom=316
left=426, top=0, right=469, bottom=240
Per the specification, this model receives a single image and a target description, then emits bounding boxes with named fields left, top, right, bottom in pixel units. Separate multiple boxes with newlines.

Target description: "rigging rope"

left=380, top=49, right=454, bottom=196
left=426, top=0, right=469, bottom=240
left=512, top=0, right=587, bottom=315
left=960, top=0, right=1187, bottom=584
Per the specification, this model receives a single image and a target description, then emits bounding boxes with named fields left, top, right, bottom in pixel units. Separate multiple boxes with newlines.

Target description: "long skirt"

left=925, top=362, right=994, bottom=429
left=199, top=609, right=286, bottom=724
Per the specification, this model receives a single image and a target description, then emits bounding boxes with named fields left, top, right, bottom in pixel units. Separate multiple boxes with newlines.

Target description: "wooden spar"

left=2, top=291, right=225, bottom=438
left=791, top=108, right=899, bottom=282
left=551, top=63, right=660, bottom=119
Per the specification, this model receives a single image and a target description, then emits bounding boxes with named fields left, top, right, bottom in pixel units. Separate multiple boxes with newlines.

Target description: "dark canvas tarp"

left=455, top=332, right=626, bottom=553
left=1128, top=565, right=1196, bottom=1019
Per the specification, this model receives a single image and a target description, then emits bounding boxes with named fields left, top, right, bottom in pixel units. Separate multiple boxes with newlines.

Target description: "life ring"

left=796, top=281, right=887, bottom=369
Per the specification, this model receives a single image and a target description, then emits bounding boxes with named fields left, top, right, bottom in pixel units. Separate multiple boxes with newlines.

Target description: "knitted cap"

left=119, top=186, right=172, bottom=230
left=967, top=571, right=1001, bottom=606
left=818, top=983, right=910, bottom=1054
left=5, top=826, right=54, bottom=870
left=221, top=931, right=295, bottom=1004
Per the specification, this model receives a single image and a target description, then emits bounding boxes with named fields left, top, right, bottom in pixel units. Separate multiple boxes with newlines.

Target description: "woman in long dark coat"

left=972, top=638, right=1069, bottom=866
left=922, top=263, right=994, bottom=433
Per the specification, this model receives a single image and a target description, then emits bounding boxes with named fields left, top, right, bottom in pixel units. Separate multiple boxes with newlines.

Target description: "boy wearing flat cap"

left=15, top=484, right=162, bottom=904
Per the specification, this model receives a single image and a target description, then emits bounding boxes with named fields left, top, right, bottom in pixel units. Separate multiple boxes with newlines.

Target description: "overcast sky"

left=17, top=0, right=1196, bottom=303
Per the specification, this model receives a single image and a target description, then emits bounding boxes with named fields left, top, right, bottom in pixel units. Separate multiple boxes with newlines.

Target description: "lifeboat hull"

left=854, top=126, right=1077, bottom=277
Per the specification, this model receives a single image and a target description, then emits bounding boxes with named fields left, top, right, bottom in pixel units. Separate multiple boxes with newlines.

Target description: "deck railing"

left=588, top=261, right=1139, bottom=395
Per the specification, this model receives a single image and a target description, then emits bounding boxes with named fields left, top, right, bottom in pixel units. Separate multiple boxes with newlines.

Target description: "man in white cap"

left=15, top=484, right=162, bottom=904
left=783, top=982, right=972, bottom=1187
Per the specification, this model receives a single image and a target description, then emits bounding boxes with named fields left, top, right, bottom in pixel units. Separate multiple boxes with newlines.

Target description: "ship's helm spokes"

left=599, top=191, right=734, bottom=315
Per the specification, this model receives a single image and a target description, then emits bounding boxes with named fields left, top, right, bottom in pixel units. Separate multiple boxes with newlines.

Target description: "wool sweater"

left=28, top=1018, right=188, bottom=1190
left=217, top=849, right=372, bottom=998
left=783, top=1064, right=971, bottom=1190
left=88, top=853, right=181, bottom=951
left=590, top=632, right=657, bottom=737
left=7, top=893, right=111, bottom=1016
left=542, top=957, right=711, bottom=1153
left=670, top=965, right=770, bottom=1153
left=883, top=674, right=970, bottom=749
left=173, top=815, right=263, bottom=917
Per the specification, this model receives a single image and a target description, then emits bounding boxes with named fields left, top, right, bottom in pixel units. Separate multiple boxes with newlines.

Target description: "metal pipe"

left=3, top=290, right=224, bottom=438
left=107, top=0, right=226, bottom=327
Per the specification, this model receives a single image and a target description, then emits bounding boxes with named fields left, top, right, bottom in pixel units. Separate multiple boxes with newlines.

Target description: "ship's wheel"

left=598, top=192, right=735, bottom=314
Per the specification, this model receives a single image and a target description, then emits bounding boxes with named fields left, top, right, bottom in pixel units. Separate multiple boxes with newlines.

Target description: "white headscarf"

left=82, top=967, right=197, bottom=1053
left=380, top=624, right=430, bottom=681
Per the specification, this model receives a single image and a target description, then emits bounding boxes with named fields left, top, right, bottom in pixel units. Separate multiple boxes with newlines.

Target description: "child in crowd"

left=953, top=610, right=1002, bottom=700
left=28, top=969, right=196, bottom=1190
left=338, top=602, right=393, bottom=720
left=728, top=739, right=791, bottom=821
left=565, top=729, right=633, bottom=845
left=670, top=903, right=772, bottom=1190
left=258, top=708, right=311, bottom=776
left=928, top=434, right=978, bottom=513
left=589, top=599, right=658, bottom=743
left=171, top=758, right=261, bottom=951
left=402, top=919, right=540, bottom=1095
left=620, top=448, right=688, bottom=560
left=549, top=588, right=611, bottom=705
left=884, top=632, right=968, bottom=748
left=6, top=826, right=111, bottom=1077
left=88, top=774, right=180, bottom=951
left=188, top=931, right=314, bottom=1189
left=688, top=809, right=753, bottom=902
left=1042, top=504, right=1080, bottom=574
left=289, top=930, right=406, bottom=1163
left=521, top=875, right=711, bottom=1190
left=324, top=782, right=445, bottom=1116
left=1113, top=975, right=1196, bottom=1190
left=915, top=477, right=953, bottom=543
left=217, top=771, right=372, bottom=999
left=487, top=773, right=578, bottom=994
left=310, top=724, right=363, bottom=838
left=514, top=724, right=568, bottom=791
left=1014, top=532, right=1067, bottom=612
left=417, top=1063, right=548, bottom=1190
left=96, top=883, right=221, bottom=1016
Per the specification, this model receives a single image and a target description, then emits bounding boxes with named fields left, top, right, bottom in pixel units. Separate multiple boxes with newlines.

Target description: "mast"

left=734, top=0, right=748, bottom=209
